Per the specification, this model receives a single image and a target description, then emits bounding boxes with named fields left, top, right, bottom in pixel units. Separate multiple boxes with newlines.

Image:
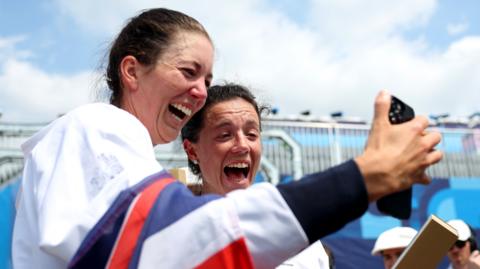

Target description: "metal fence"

left=262, top=119, right=480, bottom=182
left=2, top=119, right=480, bottom=186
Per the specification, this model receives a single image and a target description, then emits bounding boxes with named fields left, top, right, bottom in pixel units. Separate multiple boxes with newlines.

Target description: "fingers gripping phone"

left=376, top=95, right=415, bottom=219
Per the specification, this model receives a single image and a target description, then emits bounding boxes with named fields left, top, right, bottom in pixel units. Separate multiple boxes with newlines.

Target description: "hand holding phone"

left=376, top=95, right=415, bottom=219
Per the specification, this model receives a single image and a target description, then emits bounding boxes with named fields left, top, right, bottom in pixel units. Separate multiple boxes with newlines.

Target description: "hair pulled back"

left=106, top=8, right=211, bottom=107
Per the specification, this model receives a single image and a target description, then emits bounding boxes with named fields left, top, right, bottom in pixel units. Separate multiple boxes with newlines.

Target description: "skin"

left=381, top=247, right=405, bottom=269
left=184, top=98, right=262, bottom=195
left=120, top=31, right=214, bottom=145
left=354, top=91, right=443, bottom=202
left=448, top=241, right=472, bottom=269
left=182, top=90, right=443, bottom=199
left=181, top=90, right=441, bottom=268
left=468, top=250, right=480, bottom=269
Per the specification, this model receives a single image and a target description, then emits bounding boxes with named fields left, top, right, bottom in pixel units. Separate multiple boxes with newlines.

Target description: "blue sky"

left=1, top=0, right=479, bottom=123
left=0, top=0, right=109, bottom=74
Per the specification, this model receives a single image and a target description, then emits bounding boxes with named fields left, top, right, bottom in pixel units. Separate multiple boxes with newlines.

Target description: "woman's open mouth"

left=224, top=162, right=250, bottom=183
left=168, top=103, right=192, bottom=121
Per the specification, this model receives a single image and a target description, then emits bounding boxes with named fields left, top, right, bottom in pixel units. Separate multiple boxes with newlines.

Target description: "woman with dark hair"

left=182, top=83, right=331, bottom=268
left=12, top=8, right=214, bottom=269
left=181, top=83, right=267, bottom=195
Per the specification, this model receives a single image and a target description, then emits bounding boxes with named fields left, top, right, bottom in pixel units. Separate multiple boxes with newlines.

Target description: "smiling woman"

left=106, top=14, right=213, bottom=144
left=182, top=83, right=266, bottom=195
left=181, top=83, right=332, bottom=268
left=11, top=8, right=215, bottom=269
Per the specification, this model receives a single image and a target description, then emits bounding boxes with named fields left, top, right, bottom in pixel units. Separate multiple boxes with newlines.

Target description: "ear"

left=120, top=55, right=140, bottom=92
left=183, top=139, right=199, bottom=163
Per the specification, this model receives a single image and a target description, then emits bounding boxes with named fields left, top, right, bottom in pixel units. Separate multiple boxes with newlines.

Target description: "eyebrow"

left=184, top=60, right=213, bottom=81
left=211, top=119, right=259, bottom=130
left=212, top=121, right=233, bottom=130
left=244, top=120, right=260, bottom=129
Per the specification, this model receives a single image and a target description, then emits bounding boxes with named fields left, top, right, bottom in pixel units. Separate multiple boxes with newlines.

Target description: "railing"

left=0, top=156, right=23, bottom=186
left=262, top=120, right=480, bottom=181
left=2, top=120, right=480, bottom=185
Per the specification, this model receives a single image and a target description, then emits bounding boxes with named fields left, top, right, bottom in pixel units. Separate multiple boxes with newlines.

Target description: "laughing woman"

left=181, top=83, right=265, bottom=196
left=182, top=83, right=331, bottom=268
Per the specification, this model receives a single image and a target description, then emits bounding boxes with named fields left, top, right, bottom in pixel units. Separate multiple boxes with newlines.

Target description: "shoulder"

left=22, top=103, right=150, bottom=154
left=68, top=103, right=135, bottom=126
left=66, top=103, right=153, bottom=148
left=62, top=103, right=147, bottom=138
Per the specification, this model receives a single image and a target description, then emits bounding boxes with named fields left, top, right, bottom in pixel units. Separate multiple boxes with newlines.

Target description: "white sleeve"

left=227, top=183, right=310, bottom=268
left=14, top=104, right=162, bottom=264
left=137, top=182, right=308, bottom=269
left=276, top=240, right=329, bottom=269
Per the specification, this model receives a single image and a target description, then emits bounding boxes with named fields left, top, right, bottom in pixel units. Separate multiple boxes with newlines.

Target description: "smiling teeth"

left=226, top=163, right=249, bottom=168
left=171, top=104, right=192, bottom=116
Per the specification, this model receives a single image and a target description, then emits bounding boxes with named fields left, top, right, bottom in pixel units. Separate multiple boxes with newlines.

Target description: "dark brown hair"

left=106, top=8, right=211, bottom=106
left=181, top=82, right=270, bottom=175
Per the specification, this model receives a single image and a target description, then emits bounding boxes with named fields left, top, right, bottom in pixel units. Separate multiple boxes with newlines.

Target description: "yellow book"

left=393, top=214, right=458, bottom=269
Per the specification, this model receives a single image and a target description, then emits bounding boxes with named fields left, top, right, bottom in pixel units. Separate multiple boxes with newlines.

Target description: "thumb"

left=372, top=90, right=391, bottom=127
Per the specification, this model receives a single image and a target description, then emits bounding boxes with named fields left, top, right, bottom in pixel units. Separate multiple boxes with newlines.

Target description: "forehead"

left=205, top=98, right=259, bottom=125
left=161, top=31, right=213, bottom=66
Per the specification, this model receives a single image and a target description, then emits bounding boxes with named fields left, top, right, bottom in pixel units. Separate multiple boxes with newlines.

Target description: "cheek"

left=195, top=98, right=207, bottom=112
left=461, top=249, right=471, bottom=256
left=198, top=143, right=226, bottom=168
left=253, top=143, right=262, bottom=160
left=208, top=144, right=228, bottom=159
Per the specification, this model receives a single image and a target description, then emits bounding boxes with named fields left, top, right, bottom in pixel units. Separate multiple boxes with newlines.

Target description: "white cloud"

left=305, top=0, right=436, bottom=49
left=0, top=35, right=32, bottom=61
left=447, top=22, right=469, bottom=36
left=51, top=0, right=218, bottom=36
left=2, top=0, right=480, bottom=123
left=0, top=57, right=97, bottom=122
left=0, top=36, right=24, bottom=49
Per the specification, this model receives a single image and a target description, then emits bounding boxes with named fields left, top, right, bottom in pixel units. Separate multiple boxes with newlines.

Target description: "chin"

left=156, top=130, right=180, bottom=144
left=234, top=182, right=251, bottom=190
left=225, top=185, right=245, bottom=194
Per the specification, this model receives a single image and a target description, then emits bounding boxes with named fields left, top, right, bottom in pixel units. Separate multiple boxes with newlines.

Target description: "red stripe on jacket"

left=106, top=177, right=175, bottom=269
left=195, top=238, right=254, bottom=269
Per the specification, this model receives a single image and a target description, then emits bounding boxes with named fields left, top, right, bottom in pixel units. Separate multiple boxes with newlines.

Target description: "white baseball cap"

left=371, top=227, right=418, bottom=256
left=447, top=219, right=472, bottom=241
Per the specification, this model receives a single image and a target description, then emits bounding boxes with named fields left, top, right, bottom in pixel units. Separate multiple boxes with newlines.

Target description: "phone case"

left=376, top=95, right=415, bottom=219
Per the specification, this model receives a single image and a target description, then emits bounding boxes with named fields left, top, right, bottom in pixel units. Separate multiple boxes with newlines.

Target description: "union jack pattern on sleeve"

left=68, top=170, right=254, bottom=269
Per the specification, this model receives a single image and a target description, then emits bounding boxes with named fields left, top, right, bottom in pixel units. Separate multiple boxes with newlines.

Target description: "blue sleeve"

left=277, top=159, right=368, bottom=243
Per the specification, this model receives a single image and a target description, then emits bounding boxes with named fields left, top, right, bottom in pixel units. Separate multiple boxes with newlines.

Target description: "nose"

left=232, top=134, right=250, bottom=154
left=189, top=80, right=208, bottom=100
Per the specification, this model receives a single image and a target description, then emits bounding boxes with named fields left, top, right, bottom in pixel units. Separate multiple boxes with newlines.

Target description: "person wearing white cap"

left=447, top=219, right=480, bottom=269
left=371, top=226, right=417, bottom=269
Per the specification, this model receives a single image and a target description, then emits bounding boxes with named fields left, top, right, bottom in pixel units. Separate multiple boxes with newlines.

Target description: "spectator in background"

left=371, top=226, right=417, bottom=269
left=447, top=219, right=480, bottom=269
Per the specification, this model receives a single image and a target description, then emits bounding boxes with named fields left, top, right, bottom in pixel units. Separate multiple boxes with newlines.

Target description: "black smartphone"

left=376, top=95, right=415, bottom=219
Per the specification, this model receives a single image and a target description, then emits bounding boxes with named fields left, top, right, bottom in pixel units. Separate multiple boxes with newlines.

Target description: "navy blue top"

left=277, top=159, right=368, bottom=243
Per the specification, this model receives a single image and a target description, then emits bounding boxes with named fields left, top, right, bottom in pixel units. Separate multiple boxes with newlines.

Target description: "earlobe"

left=183, top=139, right=198, bottom=163
left=120, top=55, right=139, bottom=92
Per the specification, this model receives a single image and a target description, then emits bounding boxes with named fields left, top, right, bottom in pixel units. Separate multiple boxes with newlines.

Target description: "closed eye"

left=180, top=68, right=196, bottom=78
left=216, top=132, right=232, bottom=141
left=247, top=131, right=259, bottom=140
